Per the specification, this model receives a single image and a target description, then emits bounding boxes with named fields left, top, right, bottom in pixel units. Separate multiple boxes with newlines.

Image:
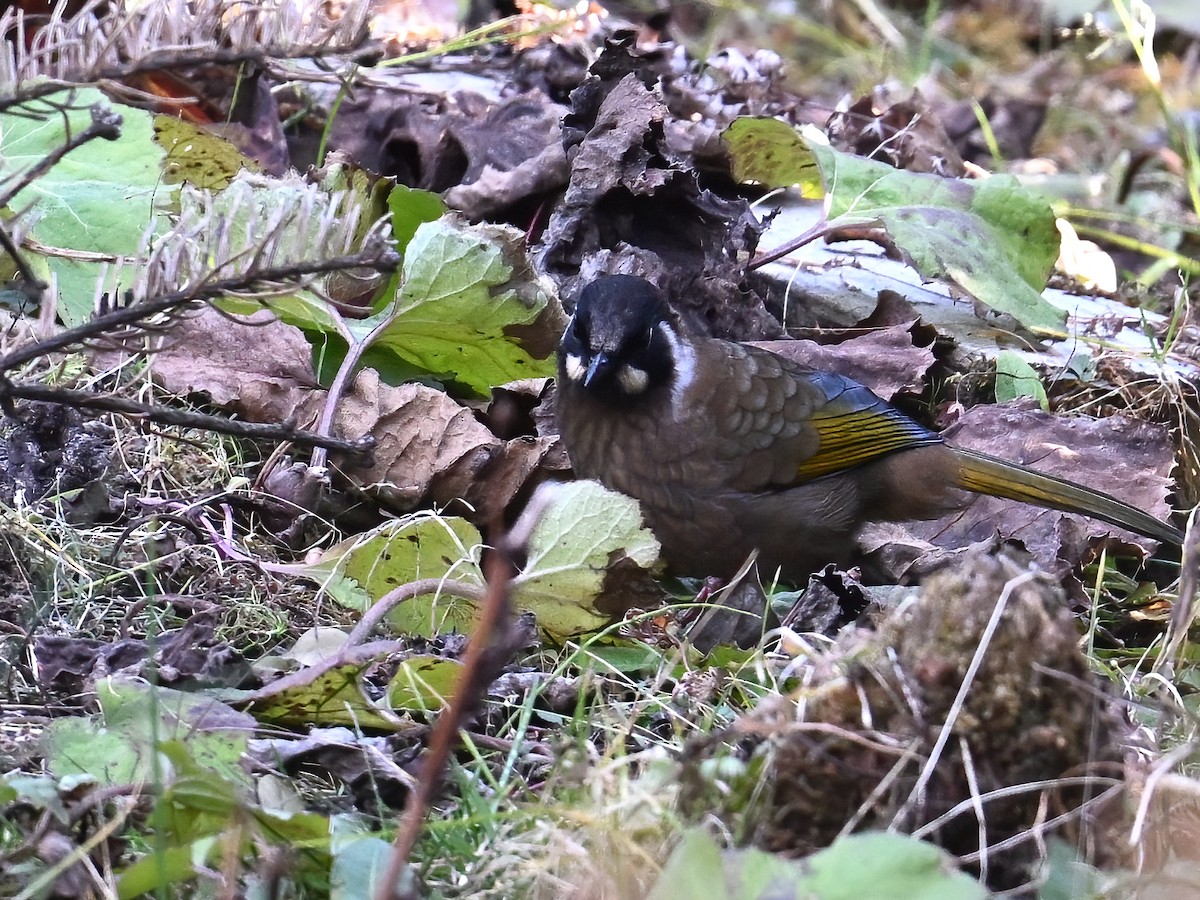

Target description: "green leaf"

left=575, top=642, right=670, bottom=674
left=117, top=840, right=214, bottom=899
left=722, top=117, right=824, bottom=197
left=158, top=767, right=241, bottom=844
left=994, top=350, right=1048, bottom=410
left=332, top=835, right=413, bottom=900
left=43, top=716, right=147, bottom=787
left=1, top=88, right=168, bottom=325
left=1036, top=838, right=1105, bottom=900
left=648, top=830, right=985, bottom=900
left=44, top=678, right=253, bottom=790
left=250, top=806, right=332, bottom=850
left=724, top=116, right=1065, bottom=335
left=798, top=832, right=985, bottom=899
left=648, top=830, right=730, bottom=900
left=807, top=136, right=1064, bottom=335
left=97, top=679, right=252, bottom=789
left=373, top=218, right=559, bottom=396
left=220, top=289, right=345, bottom=336
left=304, top=486, right=662, bottom=640
left=2, top=773, right=71, bottom=821
left=511, top=480, right=661, bottom=640
left=309, top=513, right=485, bottom=596
left=389, top=183, right=448, bottom=257
left=304, top=512, right=486, bottom=637
left=386, top=655, right=464, bottom=712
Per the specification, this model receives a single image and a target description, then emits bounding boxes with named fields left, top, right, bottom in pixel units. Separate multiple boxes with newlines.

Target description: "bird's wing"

left=794, top=370, right=942, bottom=481
left=703, top=343, right=942, bottom=490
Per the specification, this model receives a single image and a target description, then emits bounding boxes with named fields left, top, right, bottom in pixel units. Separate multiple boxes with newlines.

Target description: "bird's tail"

left=950, top=447, right=1182, bottom=545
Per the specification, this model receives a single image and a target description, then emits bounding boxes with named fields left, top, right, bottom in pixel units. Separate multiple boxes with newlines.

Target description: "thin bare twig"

left=912, top=774, right=1124, bottom=839
left=376, top=536, right=527, bottom=900
left=310, top=306, right=399, bottom=471
left=0, top=379, right=374, bottom=455
left=748, top=218, right=837, bottom=270
left=1129, top=742, right=1198, bottom=847
left=347, top=578, right=488, bottom=647
left=955, top=785, right=1124, bottom=864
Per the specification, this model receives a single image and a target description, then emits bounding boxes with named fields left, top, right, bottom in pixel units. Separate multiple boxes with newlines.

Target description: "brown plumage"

left=555, top=275, right=1181, bottom=580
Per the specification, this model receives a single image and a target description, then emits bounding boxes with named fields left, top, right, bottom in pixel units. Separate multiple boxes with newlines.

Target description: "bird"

left=554, top=274, right=1182, bottom=581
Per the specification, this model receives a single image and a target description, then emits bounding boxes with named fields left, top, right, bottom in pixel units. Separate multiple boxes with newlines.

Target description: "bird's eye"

left=572, top=315, right=589, bottom=344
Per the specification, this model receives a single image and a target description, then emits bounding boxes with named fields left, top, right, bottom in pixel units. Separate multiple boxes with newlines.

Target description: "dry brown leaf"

left=315, top=368, right=497, bottom=508
left=754, top=320, right=935, bottom=399
left=144, top=307, right=317, bottom=419
left=139, top=311, right=558, bottom=519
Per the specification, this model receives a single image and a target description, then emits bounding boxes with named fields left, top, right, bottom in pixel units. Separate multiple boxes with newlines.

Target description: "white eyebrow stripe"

left=658, top=322, right=694, bottom=412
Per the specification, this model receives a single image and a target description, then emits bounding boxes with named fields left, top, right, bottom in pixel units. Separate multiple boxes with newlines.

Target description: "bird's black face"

left=559, top=275, right=678, bottom=405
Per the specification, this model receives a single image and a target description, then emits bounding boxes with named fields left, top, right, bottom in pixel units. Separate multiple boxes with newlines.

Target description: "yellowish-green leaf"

left=722, top=116, right=824, bottom=198
left=304, top=513, right=485, bottom=637
left=153, top=115, right=258, bottom=189
left=245, top=659, right=407, bottom=730
left=386, top=655, right=463, bottom=712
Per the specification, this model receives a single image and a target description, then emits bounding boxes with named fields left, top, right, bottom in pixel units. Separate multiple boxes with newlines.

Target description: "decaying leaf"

left=243, top=653, right=411, bottom=731
left=754, top=320, right=935, bottom=400
left=386, top=655, right=464, bottom=712
left=722, top=116, right=823, bottom=195
left=826, top=93, right=968, bottom=177
left=246, top=726, right=418, bottom=807
left=154, top=114, right=260, bottom=190
left=305, top=513, right=485, bottom=637
left=325, top=371, right=504, bottom=511
left=539, top=73, right=772, bottom=342
left=137, top=312, right=561, bottom=522
left=144, top=307, right=318, bottom=416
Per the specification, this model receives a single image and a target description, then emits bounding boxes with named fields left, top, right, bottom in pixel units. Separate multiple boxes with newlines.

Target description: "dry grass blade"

left=0, top=0, right=370, bottom=105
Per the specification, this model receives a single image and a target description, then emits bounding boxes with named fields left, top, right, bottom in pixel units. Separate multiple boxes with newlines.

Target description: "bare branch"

left=0, top=247, right=397, bottom=375
left=0, top=378, right=375, bottom=456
